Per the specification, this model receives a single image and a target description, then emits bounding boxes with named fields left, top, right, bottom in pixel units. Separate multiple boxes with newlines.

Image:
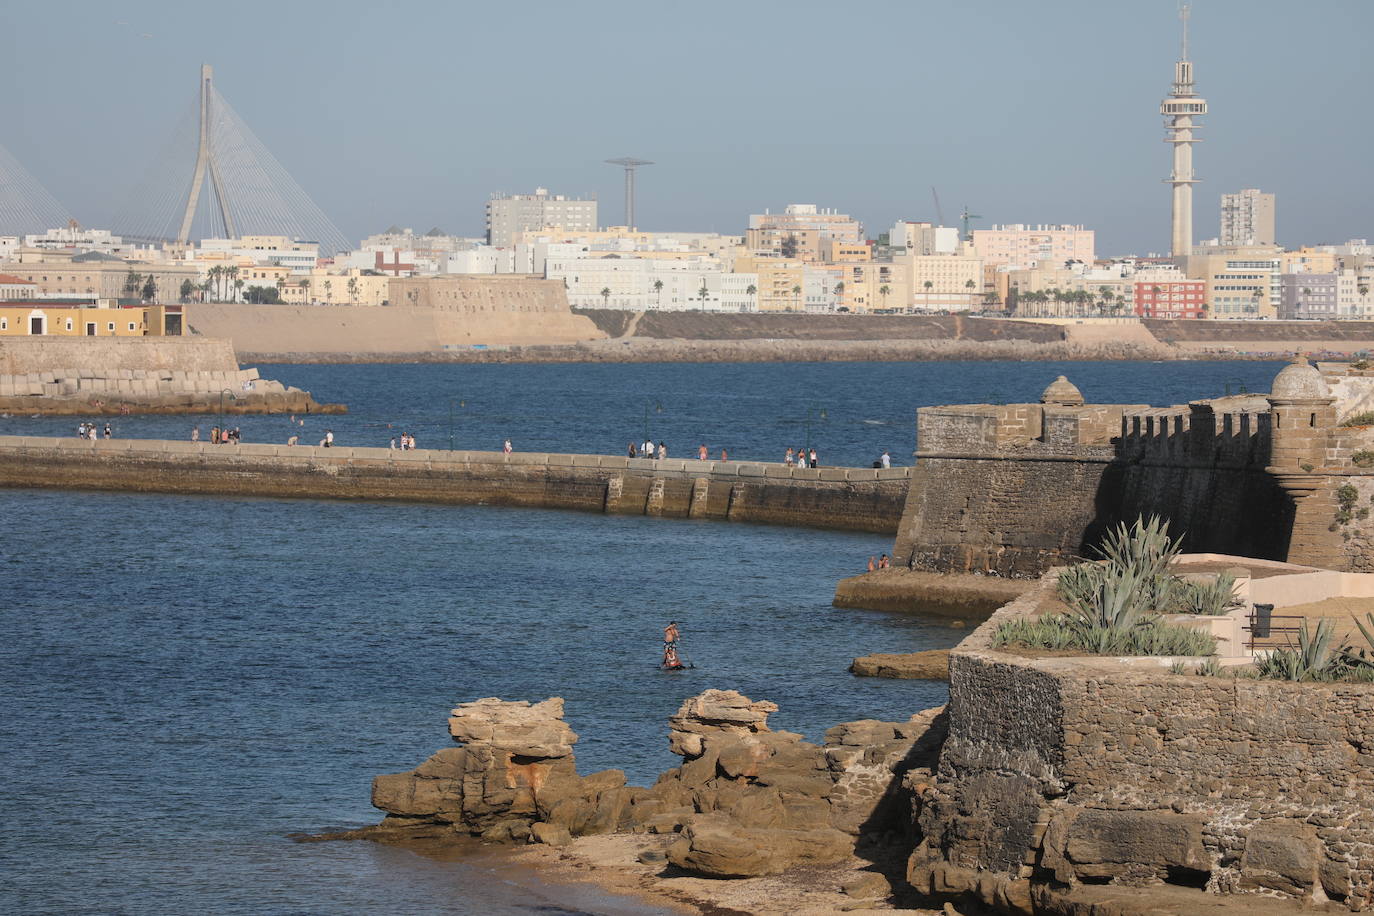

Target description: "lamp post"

left=803, top=404, right=827, bottom=455
left=448, top=396, right=465, bottom=451
left=643, top=399, right=662, bottom=445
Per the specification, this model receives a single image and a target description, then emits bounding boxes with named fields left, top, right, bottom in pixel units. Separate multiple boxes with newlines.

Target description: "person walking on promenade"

left=103, top=423, right=112, bottom=439
left=880, top=449, right=891, bottom=469
left=321, top=429, right=334, bottom=448
left=503, top=438, right=513, bottom=455
left=698, top=444, right=708, bottom=461
left=720, top=448, right=728, bottom=461
left=628, top=442, right=637, bottom=458
left=191, top=426, right=200, bottom=442
left=389, top=437, right=397, bottom=450
left=785, top=447, right=794, bottom=466
left=657, top=441, right=666, bottom=459
left=809, top=447, right=818, bottom=468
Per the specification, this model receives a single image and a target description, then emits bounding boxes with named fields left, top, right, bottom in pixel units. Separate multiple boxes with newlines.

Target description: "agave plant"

left=1257, top=619, right=1345, bottom=681
left=1170, top=572, right=1242, bottom=616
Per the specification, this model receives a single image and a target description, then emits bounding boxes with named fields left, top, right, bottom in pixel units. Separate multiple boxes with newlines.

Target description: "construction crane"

left=930, top=187, right=946, bottom=227
left=960, top=205, right=982, bottom=241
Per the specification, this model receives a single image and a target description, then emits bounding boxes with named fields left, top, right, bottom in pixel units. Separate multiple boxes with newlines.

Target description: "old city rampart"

left=906, top=579, right=1374, bottom=913
left=892, top=364, right=1374, bottom=577
left=0, top=436, right=908, bottom=533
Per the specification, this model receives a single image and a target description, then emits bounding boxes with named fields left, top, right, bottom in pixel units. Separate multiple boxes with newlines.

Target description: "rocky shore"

left=833, top=569, right=1029, bottom=620
left=334, top=690, right=947, bottom=913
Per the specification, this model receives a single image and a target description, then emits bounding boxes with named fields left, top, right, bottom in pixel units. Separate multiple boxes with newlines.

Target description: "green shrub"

left=1353, top=450, right=1374, bottom=469
left=1340, top=412, right=1374, bottom=427
left=993, top=613, right=1216, bottom=657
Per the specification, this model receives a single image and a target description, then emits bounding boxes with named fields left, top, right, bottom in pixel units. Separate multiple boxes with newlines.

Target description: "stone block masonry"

left=0, top=437, right=909, bottom=534
left=906, top=577, right=1374, bottom=913
left=0, top=336, right=335, bottom=415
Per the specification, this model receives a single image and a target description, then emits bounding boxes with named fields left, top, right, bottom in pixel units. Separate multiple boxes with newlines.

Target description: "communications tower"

left=605, top=157, right=652, bottom=229
left=1161, top=5, right=1206, bottom=258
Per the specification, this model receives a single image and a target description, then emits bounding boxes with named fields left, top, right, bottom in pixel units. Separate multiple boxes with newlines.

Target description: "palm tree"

left=698, top=282, right=709, bottom=310
left=347, top=276, right=359, bottom=304
left=323, top=279, right=333, bottom=304
left=276, top=277, right=287, bottom=302
left=792, top=283, right=802, bottom=311
left=922, top=279, right=934, bottom=307
left=879, top=285, right=891, bottom=309
left=600, top=287, right=611, bottom=307
left=965, top=279, right=977, bottom=304
left=745, top=283, right=757, bottom=308
left=653, top=278, right=663, bottom=308
left=233, top=278, right=244, bottom=302
left=123, top=271, right=142, bottom=298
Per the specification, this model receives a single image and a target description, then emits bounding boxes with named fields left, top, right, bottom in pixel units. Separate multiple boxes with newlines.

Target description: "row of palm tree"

left=1013, top=285, right=1134, bottom=317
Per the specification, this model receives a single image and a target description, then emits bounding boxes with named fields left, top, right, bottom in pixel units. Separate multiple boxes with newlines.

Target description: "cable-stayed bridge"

left=114, top=65, right=351, bottom=254
left=0, top=142, right=72, bottom=238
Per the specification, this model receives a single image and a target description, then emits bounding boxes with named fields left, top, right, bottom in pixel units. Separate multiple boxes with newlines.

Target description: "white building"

left=195, top=236, right=320, bottom=272
left=544, top=256, right=756, bottom=312
left=890, top=221, right=959, bottom=256
left=1220, top=189, right=1276, bottom=247
left=486, top=188, right=597, bottom=247
left=1337, top=267, right=1374, bottom=318
left=24, top=227, right=127, bottom=254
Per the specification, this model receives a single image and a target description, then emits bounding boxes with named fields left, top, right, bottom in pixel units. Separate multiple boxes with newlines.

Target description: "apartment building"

left=1220, top=189, right=1276, bottom=247
left=485, top=189, right=597, bottom=247
left=971, top=224, right=1095, bottom=268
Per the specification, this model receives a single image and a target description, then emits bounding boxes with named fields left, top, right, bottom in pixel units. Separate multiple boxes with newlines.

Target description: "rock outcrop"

left=371, top=697, right=640, bottom=843
left=850, top=649, right=951, bottom=680
left=365, top=689, right=949, bottom=882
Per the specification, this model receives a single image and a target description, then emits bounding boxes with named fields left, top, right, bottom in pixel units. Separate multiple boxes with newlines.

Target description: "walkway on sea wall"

left=0, top=436, right=911, bottom=534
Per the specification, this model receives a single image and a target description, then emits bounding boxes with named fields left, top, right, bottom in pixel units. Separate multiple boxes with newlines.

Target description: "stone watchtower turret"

left=1266, top=359, right=1341, bottom=567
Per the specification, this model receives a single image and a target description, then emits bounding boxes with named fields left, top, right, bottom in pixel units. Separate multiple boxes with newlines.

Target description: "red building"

left=1135, top=280, right=1207, bottom=319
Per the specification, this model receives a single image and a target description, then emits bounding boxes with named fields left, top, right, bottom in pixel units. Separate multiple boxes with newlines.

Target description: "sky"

left=0, top=0, right=1369, bottom=256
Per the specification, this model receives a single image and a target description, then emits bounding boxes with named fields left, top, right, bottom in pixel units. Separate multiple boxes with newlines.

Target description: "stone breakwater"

left=0, top=366, right=337, bottom=415
left=364, top=690, right=946, bottom=880
left=0, top=336, right=336, bottom=415
left=0, top=436, right=910, bottom=533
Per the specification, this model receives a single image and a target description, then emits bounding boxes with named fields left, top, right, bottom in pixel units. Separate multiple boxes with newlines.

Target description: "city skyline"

left=0, top=0, right=1369, bottom=254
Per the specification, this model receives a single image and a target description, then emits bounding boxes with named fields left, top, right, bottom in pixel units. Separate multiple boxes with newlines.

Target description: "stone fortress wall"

left=0, top=337, right=328, bottom=414
left=894, top=362, right=1374, bottom=576
left=189, top=277, right=604, bottom=357
left=0, top=435, right=910, bottom=533
left=906, top=576, right=1374, bottom=913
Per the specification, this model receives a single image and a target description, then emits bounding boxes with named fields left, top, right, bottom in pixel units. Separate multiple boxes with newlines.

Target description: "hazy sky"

left=1, top=0, right=1369, bottom=255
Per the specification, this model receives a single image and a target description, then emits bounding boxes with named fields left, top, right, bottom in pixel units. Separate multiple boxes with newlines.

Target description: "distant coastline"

left=240, top=336, right=1216, bottom=365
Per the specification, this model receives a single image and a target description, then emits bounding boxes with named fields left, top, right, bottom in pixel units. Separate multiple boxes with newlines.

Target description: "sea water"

left=0, top=360, right=1286, bottom=914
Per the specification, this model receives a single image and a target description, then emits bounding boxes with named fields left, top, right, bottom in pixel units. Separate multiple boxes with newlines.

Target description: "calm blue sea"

left=0, top=360, right=1285, bottom=915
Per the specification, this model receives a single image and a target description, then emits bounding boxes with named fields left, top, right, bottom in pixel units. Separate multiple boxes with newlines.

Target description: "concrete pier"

left=0, top=436, right=911, bottom=533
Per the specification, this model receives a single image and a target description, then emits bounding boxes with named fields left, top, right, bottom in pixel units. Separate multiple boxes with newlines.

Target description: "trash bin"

left=1252, top=603, right=1273, bottom=640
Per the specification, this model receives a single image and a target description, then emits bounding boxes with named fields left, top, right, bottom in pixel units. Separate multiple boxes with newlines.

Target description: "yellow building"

left=0, top=303, right=184, bottom=336
left=899, top=253, right=984, bottom=311
left=282, top=269, right=392, bottom=305
left=1183, top=247, right=1283, bottom=318
left=733, top=254, right=805, bottom=311
left=821, top=239, right=871, bottom=263
left=839, top=262, right=909, bottom=312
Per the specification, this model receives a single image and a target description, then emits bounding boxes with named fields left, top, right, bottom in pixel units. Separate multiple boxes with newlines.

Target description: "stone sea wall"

left=0, top=337, right=330, bottom=415
left=0, top=436, right=910, bottom=533
left=0, top=336, right=239, bottom=374
left=906, top=581, right=1374, bottom=913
